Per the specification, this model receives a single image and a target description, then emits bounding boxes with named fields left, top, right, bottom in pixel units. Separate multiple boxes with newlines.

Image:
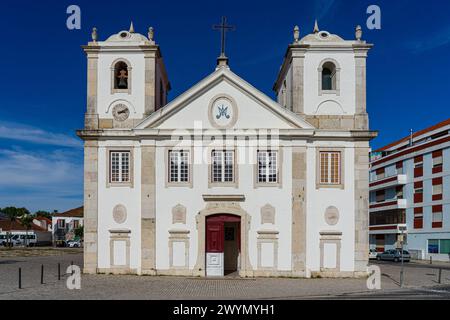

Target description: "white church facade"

left=77, top=21, right=377, bottom=278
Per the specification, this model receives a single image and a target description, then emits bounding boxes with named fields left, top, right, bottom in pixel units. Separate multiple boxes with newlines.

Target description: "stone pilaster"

left=291, top=147, right=307, bottom=275
left=141, top=146, right=156, bottom=275
left=144, top=50, right=157, bottom=117
left=354, top=48, right=369, bottom=130
left=354, top=142, right=370, bottom=273
left=83, top=141, right=98, bottom=274
left=85, top=52, right=99, bottom=129
left=291, top=49, right=306, bottom=115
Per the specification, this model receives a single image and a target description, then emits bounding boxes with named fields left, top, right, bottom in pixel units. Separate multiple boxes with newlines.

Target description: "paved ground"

left=0, top=251, right=449, bottom=300
left=0, top=247, right=82, bottom=258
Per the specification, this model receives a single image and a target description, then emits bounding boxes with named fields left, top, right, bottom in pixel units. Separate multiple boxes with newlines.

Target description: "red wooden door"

left=206, top=222, right=224, bottom=253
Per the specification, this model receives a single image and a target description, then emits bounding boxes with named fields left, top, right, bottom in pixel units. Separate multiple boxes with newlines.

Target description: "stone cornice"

left=76, top=128, right=377, bottom=141
left=202, top=195, right=246, bottom=202
left=109, top=229, right=131, bottom=234
left=82, top=44, right=160, bottom=53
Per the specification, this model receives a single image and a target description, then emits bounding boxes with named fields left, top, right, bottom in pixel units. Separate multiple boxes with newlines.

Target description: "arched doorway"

left=206, top=214, right=241, bottom=277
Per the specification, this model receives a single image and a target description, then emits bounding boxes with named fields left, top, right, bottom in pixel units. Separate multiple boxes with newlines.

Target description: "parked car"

left=66, top=240, right=81, bottom=248
left=369, top=249, right=378, bottom=260
left=377, top=249, right=411, bottom=262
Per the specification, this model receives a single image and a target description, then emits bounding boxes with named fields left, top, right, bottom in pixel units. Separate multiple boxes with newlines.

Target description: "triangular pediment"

left=135, top=67, right=314, bottom=131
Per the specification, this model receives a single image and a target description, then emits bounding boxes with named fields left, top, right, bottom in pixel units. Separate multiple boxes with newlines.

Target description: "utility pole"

left=398, top=225, right=407, bottom=287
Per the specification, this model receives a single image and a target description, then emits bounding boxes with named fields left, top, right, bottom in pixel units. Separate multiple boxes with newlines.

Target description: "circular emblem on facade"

left=208, top=95, right=238, bottom=129
left=112, top=104, right=130, bottom=122
left=113, top=205, right=127, bottom=224
left=324, top=206, right=340, bottom=226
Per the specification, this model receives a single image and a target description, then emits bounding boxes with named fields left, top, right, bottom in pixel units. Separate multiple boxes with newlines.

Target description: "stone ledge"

left=97, top=268, right=138, bottom=275
left=311, top=271, right=369, bottom=279
left=203, top=194, right=246, bottom=202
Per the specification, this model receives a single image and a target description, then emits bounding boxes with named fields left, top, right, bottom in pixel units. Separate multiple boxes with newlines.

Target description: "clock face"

left=112, top=104, right=130, bottom=122
left=209, top=96, right=237, bottom=128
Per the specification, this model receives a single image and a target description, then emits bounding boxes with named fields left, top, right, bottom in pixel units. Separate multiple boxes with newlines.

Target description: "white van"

left=0, top=232, right=38, bottom=247
left=14, top=234, right=38, bottom=246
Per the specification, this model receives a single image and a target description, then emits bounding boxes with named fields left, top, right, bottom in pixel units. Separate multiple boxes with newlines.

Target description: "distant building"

left=52, top=207, right=84, bottom=242
left=369, top=119, right=450, bottom=261
left=33, top=216, right=52, bottom=232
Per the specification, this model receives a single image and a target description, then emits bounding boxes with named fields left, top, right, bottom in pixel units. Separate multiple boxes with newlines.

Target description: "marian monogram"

left=216, top=105, right=231, bottom=120
left=209, top=95, right=237, bottom=128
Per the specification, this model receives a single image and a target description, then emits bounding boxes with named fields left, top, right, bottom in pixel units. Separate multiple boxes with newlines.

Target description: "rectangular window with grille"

left=257, top=151, right=278, bottom=183
left=212, top=150, right=234, bottom=183
left=169, top=150, right=190, bottom=183
left=110, top=151, right=131, bottom=183
left=319, top=151, right=341, bottom=185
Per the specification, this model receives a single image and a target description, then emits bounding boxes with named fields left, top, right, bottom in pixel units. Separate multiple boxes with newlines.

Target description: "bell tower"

left=82, top=23, right=171, bottom=130
left=274, top=22, right=372, bottom=130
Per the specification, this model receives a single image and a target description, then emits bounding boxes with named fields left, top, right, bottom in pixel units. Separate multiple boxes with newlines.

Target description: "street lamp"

left=398, top=224, right=408, bottom=287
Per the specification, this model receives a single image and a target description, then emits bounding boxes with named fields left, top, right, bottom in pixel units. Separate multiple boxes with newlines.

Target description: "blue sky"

left=1, top=0, right=449, bottom=212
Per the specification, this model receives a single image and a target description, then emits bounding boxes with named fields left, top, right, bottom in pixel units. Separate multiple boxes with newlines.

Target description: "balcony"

left=369, top=199, right=407, bottom=213
left=369, top=174, right=407, bottom=192
left=369, top=223, right=408, bottom=235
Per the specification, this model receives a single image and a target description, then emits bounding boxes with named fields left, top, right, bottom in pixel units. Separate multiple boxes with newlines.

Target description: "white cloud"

left=0, top=121, right=82, bottom=148
left=0, top=149, right=83, bottom=212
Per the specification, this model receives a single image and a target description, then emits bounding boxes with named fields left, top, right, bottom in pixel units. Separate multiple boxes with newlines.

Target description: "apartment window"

left=433, top=155, right=443, bottom=168
left=432, top=177, right=443, bottom=201
left=414, top=181, right=423, bottom=203
left=376, top=190, right=385, bottom=203
left=433, top=150, right=443, bottom=166
left=212, top=150, right=234, bottom=183
left=396, top=162, right=404, bottom=175
left=376, top=168, right=385, bottom=180
left=433, top=150, right=443, bottom=174
left=428, top=239, right=450, bottom=254
left=257, top=151, right=279, bottom=184
left=414, top=157, right=423, bottom=168
left=72, top=220, right=80, bottom=229
left=414, top=156, right=424, bottom=177
left=432, top=183, right=443, bottom=196
left=319, top=151, right=341, bottom=185
left=432, top=205, right=443, bottom=228
left=169, top=150, right=190, bottom=183
left=414, top=207, right=423, bottom=229
left=396, top=186, right=404, bottom=199
left=110, top=151, right=131, bottom=183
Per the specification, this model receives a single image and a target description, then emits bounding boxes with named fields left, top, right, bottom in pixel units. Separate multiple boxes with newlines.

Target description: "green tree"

left=74, top=226, right=84, bottom=240
left=17, top=208, right=30, bottom=218
left=19, top=214, right=34, bottom=247
left=35, top=210, right=51, bottom=219
left=1, top=207, right=19, bottom=248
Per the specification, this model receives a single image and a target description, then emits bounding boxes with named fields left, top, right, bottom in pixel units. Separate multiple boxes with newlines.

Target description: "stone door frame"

left=193, top=196, right=253, bottom=277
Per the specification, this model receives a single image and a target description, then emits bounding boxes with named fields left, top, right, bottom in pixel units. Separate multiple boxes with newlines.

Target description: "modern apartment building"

left=369, top=119, right=450, bottom=261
